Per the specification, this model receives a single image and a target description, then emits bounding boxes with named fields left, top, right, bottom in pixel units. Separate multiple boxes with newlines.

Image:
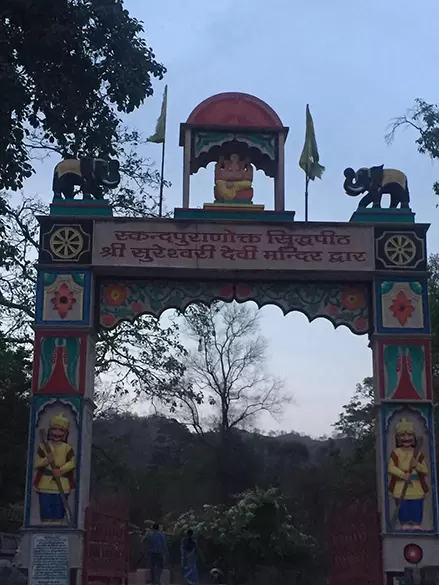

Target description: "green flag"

left=147, top=85, right=167, bottom=144
left=299, top=104, right=325, bottom=180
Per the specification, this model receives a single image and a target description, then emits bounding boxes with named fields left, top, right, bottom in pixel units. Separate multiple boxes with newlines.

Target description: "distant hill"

left=91, top=412, right=355, bottom=488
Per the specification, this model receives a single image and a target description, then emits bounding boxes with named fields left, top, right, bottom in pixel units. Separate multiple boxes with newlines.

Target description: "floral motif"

left=219, top=284, right=234, bottom=298
left=103, top=284, right=127, bottom=307
left=101, top=313, right=116, bottom=327
left=51, top=283, right=76, bottom=319
left=99, top=280, right=369, bottom=334
left=39, top=272, right=88, bottom=325
left=380, top=281, right=425, bottom=331
left=389, top=290, right=415, bottom=326
left=353, top=316, right=368, bottom=332
left=235, top=284, right=252, bottom=299
left=341, top=288, right=365, bottom=311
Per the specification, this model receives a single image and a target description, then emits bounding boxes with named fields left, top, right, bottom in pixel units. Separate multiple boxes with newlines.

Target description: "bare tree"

left=172, top=301, right=291, bottom=502
left=0, top=192, right=186, bottom=401
left=93, top=379, right=135, bottom=420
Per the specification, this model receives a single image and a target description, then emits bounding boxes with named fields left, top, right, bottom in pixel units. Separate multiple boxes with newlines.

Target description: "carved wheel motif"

left=49, top=227, right=84, bottom=259
left=383, top=235, right=416, bottom=266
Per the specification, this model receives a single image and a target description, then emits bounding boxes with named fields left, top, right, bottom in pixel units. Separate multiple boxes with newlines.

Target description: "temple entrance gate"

left=20, top=92, right=438, bottom=585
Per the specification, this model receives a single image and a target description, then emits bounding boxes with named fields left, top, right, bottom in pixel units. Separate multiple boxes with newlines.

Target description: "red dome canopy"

left=186, top=92, right=283, bottom=128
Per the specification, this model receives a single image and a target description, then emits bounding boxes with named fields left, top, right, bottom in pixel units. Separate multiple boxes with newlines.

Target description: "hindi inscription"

left=31, top=534, right=68, bottom=585
left=92, top=221, right=374, bottom=271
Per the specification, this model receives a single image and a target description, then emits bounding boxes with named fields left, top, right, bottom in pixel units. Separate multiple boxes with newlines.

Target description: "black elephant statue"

left=52, top=158, right=121, bottom=200
left=343, top=165, right=410, bottom=209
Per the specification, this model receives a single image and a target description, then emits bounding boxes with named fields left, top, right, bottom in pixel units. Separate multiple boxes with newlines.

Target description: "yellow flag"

left=299, top=104, right=325, bottom=180
left=148, top=85, right=167, bottom=144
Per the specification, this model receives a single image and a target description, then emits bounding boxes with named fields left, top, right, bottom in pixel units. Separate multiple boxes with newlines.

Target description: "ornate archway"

left=20, top=92, right=438, bottom=585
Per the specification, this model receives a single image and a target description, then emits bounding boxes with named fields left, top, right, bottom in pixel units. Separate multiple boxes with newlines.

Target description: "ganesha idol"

left=214, top=154, right=254, bottom=203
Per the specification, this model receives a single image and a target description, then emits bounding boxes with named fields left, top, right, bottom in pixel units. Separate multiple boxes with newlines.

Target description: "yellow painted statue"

left=214, top=154, right=254, bottom=203
left=388, top=418, right=428, bottom=529
left=34, top=413, right=76, bottom=523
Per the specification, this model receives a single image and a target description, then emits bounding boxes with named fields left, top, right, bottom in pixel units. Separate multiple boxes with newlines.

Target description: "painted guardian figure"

left=53, top=157, right=121, bottom=200
left=343, top=165, right=410, bottom=209
left=388, top=418, right=428, bottom=530
left=33, top=413, right=76, bottom=523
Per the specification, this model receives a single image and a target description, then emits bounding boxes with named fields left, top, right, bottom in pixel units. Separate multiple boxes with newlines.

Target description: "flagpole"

left=299, top=105, right=324, bottom=223
left=158, top=92, right=167, bottom=218
left=158, top=135, right=165, bottom=218
left=305, top=176, right=309, bottom=222
left=305, top=165, right=310, bottom=222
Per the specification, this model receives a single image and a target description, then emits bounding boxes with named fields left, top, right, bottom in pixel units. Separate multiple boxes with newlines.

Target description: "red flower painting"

left=101, top=313, right=116, bottom=327
left=51, top=283, right=76, bottom=319
left=353, top=316, right=368, bottom=332
left=389, top=290, right=415, bottom=326
left=219, top=284, right=234, bottom=299
left=131, top=301, right=144, bottom=313
left=235, top=284, right=252, bottom=299
left=103, top=284, right=127, bottom=307
left=341, top=288, right=365, bottom=311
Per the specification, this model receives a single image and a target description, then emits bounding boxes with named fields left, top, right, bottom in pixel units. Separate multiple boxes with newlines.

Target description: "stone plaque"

left=92, top=220, right=375, bottom=272
left=31, top=534, right=68, bottom=585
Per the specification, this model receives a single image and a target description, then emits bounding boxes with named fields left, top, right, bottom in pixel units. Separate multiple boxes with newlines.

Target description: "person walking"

left=181, top=529, right=199, bottom=585
left=147, top=523, right=167, bottom=585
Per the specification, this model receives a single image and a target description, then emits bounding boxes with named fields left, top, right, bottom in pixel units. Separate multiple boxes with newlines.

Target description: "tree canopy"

left=387, top=99, right=439, bottom=197
left=331, top=377, right=376, bottom=497
left=427, top=254, right=439, bottom=431
left=333, top=377, right=374, bottom=442
left=0, top=333, right=31, bottom=511
left=428, top=253, right=439, bottom=376
left=1, top=0, right=166, bottom=192
left=170, top=487, right=316, bottom=585
left=0, top=1, right=186, bottom=399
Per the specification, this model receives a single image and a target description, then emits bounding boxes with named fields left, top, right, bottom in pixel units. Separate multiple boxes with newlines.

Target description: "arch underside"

left=191, top=132, right=277, bottom=177
left=99, top=280, right=370, bottom=335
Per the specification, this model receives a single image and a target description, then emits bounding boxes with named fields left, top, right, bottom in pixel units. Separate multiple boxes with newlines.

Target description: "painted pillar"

left=182, top=128, right=192, bottom=208
left=274, top=131, right=285, bottom=212
left=19, top=217, right=96, bottom=585
left=371, top=223, right=439, bottom=583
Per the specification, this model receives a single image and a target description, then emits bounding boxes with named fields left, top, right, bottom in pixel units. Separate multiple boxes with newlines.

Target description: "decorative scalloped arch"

left=186, top=92, right=284, bottom=128
left=99, top=280, right=370, bottom=335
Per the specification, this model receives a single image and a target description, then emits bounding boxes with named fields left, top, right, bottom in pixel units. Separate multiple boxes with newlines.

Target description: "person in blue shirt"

left=147, top=523, right=167, bottom=585
left=181, top=529, right=199, bottom=585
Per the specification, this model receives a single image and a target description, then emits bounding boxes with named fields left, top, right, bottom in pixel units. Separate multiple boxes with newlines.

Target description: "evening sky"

left=24, top=0, right=439, bottom=435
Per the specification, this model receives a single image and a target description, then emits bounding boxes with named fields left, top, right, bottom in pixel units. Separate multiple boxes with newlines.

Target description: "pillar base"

left=174, top=207, right=295, bottom=222
left=130, top=568, right=170, bottom=584
left=17, top=528, right=84, bottom=585
left=382, top=534, right=439, bottom=573
left=350, top=207, right=415, bottom=223
left=204, top=202, right=265, bottom=211
left=50, top=198, right=113, bottom=217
